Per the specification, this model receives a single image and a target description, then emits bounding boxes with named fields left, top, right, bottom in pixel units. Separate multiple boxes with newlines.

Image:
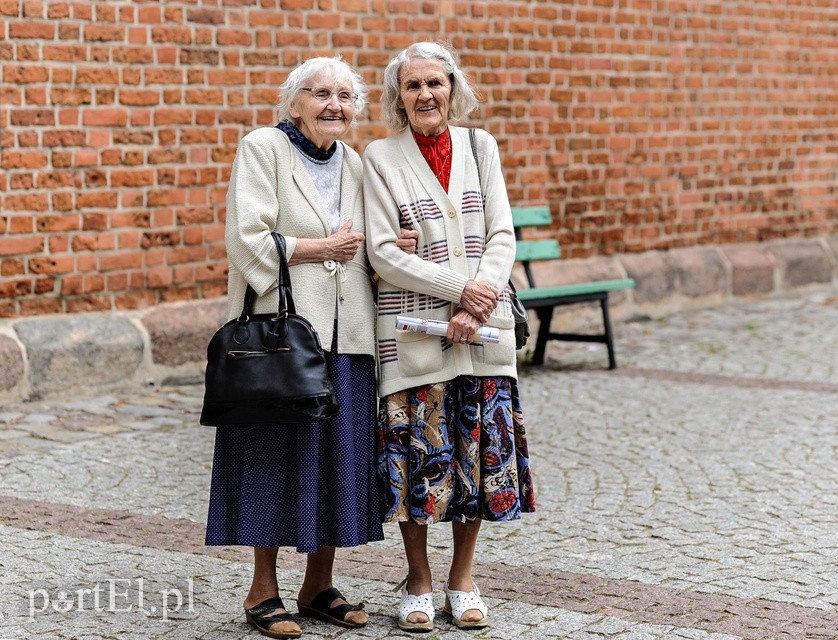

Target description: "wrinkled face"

left=289, top=70, right=356, bottom=150
left=397, top=57, right=451, bottom=137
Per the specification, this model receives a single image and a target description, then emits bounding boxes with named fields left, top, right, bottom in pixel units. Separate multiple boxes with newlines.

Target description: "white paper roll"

left=395, top=316, right=500, bottom=343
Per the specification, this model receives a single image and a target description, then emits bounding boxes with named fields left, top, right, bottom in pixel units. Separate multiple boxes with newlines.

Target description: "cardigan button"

left=453, top=247, right=462, bottom=257
left=447, top=209, right=456, bottom=218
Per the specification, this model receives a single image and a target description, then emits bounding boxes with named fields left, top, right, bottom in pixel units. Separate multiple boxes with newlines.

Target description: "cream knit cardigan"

left=363, top=126, right=518, bottom=397
left=225, top=126, right=375, bottom=356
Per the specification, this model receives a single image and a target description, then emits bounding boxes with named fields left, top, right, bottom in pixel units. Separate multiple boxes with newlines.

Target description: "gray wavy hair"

left=277, top=55, right=367, bottom=125
left=381, top=42, right=480, bottom=132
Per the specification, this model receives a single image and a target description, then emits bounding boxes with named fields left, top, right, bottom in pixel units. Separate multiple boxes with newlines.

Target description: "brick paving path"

left=0, top=290, right=835, bottom=639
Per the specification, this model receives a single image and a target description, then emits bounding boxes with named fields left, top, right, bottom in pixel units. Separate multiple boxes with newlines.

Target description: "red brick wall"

left=1, top=0, right=836, bottom=317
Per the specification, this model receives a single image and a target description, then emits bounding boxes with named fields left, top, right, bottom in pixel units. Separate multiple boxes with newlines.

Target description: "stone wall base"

left=1, top=236, right=836, bottom=401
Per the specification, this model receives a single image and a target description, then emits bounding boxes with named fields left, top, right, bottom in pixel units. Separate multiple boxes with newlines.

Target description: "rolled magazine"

left=396, top=315, right=500, bottom=344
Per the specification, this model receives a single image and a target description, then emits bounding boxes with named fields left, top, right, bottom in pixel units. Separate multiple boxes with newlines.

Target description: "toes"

left=271, top=619, right=301, bottom=635
left=263, top=608, right=300, bottom=635
left=407, top=611, right=429, bottom=624
left=461, top=608, right=484, bottom=622
left=345, top=609, right=368, bottom=625
left=328, top=597, right=367, bottom=625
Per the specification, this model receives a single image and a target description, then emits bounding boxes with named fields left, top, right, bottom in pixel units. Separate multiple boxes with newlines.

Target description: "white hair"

left=381, top=42, right=480, bottom=132
left=277, top=55, right=367, bottom=125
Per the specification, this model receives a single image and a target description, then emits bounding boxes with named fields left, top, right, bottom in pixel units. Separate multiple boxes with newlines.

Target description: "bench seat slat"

left=515, top=278, right=636, bottom=301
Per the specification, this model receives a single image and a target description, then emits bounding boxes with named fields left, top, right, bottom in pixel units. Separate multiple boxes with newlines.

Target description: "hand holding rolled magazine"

left=396, top=315, right=500, bottom=343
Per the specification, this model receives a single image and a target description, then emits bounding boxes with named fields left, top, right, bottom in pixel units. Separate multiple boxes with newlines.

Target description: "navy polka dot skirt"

left=205, top=350, right=384, bottom=553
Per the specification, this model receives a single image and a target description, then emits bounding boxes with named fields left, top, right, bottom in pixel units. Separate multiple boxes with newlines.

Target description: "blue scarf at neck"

left=276, top=120, right=337, bottom=164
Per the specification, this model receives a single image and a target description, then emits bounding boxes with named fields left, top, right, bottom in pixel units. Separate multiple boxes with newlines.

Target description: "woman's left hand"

left=446, top=309, right=481, bottom=345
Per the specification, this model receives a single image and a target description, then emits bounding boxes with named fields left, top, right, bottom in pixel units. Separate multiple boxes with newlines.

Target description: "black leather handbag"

left=200, top=233, right=339, bottom=427
left=507, top=279, right=530, bottom=350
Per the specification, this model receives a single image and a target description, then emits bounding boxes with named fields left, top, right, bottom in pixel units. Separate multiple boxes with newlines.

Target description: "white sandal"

left=443, top=581, right=489, bottom=629
left=395, top=578, right=435, bottom=632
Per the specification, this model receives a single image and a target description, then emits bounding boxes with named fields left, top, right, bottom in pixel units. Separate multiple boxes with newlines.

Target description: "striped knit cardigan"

left=363, top=126, right=518, bottom=397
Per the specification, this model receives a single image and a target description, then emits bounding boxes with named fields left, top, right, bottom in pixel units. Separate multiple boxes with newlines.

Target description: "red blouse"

left=412, top=128, right=452, bottom=192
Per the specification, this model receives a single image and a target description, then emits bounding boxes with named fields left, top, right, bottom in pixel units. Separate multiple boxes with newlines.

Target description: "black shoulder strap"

left=470, top=129, right=515, bottom=298
left=469, top=128, right=482, bottom=198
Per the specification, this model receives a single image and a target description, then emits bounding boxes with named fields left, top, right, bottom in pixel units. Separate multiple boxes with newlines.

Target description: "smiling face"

left=397, top=57, right=452, bottom=137
left=289, top=69, right=356, bottom=150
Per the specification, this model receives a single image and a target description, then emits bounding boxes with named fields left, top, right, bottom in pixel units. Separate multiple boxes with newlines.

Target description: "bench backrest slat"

left=516, top=239, right=560, bottom=262
left=510, top=206, right=559, bottom=289
left=511, top=206, right=552, bottom=228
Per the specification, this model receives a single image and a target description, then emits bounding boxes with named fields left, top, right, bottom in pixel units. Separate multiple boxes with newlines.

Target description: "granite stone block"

left=722, top=246, right=777, bottom=296
left=619, top=251, right=675, bottom=304
left=14, top=315, right=144, bottom=398
left=142, top=299, right=227, bottom=367
left=664, top=246, right=729, bottom=298
left=0, top=334, right=25, bottom=393
left=769, top=241, right=833, bottom=289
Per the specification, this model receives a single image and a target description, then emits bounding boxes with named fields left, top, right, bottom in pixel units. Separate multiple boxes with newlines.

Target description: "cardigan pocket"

left=472, top=315, right=515, bottom=366
left=395, top=329, right=444, bottom=377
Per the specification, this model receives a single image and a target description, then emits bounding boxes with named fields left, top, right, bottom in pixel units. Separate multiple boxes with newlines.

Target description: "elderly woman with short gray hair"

left=364, top=42, right=537, bottom=632
left=205, top=55, right=395, bottom=639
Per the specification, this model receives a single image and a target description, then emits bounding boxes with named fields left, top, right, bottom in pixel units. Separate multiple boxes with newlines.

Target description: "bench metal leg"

left=600, top=297, right=617, bottom=370
left=532, top=307, right=553, bottom=365
left=525, top=295, right=619, bottom=369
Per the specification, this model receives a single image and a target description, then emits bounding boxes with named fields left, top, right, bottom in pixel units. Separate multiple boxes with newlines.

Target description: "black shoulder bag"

left=200, top=232, right=339, bottom=427
left=469, top=128, right=530, bottom=350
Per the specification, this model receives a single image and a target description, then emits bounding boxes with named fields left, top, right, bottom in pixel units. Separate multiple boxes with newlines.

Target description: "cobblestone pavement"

left=0, top=289, right=835, bottom=640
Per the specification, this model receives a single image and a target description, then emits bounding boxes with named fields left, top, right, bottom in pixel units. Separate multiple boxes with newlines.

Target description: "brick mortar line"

left=0, top=496, right=835, bottom=638
left=608, top=367, right=838, bottom=394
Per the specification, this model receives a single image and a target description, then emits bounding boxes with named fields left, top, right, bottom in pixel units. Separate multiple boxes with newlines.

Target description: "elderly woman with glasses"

left=363, top=42, right=537, bottom=632
left=205, top=56, right=416, bottom=639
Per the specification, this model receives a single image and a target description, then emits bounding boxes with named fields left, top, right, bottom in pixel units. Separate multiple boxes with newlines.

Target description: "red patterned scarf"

left=412, top=128, right=452, bottom=191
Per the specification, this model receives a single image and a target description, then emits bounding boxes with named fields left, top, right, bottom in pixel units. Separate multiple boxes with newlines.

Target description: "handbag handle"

left=239, top=232, right=297, bottom=320
left=272, top=232, right=296, bottom=317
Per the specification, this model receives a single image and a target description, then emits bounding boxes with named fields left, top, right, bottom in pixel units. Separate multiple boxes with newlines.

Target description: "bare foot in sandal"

left=297, top=586, right=367, bottom=628
left=244, top=596, right=301, bottom=639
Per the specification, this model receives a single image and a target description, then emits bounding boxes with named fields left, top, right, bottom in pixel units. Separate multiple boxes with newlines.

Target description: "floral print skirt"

left=378, top=375, right=536, bottom=524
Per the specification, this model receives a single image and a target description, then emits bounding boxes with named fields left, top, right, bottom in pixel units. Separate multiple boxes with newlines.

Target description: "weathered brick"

left=83, top=24, right=124, bottom=41
left=4, top=194, right=49, bottom=211
left=9, top=22, right=55, bottom=38
left=3, top=65, right=49, bottom=83
left=81, top=109, right=128, bottom=126
left=28, top=256, right=74, bottom=274
left=0, top=236, right=44, bottom=256
left=186, top=8, right=224, bottom=24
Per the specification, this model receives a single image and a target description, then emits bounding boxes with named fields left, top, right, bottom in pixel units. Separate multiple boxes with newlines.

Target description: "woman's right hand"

left=396, top=228, right=419, bottom=254
left=447, top=308, right=481, bottom=344
left=290, top=221, right=365, bottom=266
left=458, top=280, right=499, bottom=324
left=325, top=220, right=365, bottom=262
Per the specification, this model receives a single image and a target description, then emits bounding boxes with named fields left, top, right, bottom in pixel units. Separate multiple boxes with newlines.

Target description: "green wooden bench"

left=512, top=206, right=635, bottom=369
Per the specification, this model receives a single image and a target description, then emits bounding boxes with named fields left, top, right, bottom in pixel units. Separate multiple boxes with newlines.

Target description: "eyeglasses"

left=301, top=88, right=358, bottom=105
